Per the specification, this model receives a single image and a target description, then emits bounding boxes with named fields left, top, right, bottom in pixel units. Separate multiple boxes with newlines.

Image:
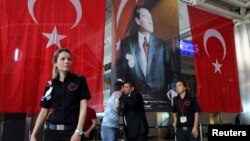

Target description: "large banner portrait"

left=112, top=0, right=181, bottom=112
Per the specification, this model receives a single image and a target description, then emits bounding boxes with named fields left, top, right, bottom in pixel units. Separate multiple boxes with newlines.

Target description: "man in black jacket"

left=119, top=80, right=149, bottom=141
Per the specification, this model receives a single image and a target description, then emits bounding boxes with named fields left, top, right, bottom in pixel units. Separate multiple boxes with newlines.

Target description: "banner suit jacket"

left=117, top=33, right=179, bottom=110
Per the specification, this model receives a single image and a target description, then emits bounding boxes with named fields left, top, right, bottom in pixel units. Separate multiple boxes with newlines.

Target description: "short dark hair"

left=133, top=6, right=146, bottom=19
left=114, top=81, right=124, bottom=91
left=124, top=80, right=135, bottom=88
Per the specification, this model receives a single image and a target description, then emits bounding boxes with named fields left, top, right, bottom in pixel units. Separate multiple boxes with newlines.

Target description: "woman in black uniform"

left=172, top=80, right=201, bottom=141
left=30, top=48, right=91, bottom=141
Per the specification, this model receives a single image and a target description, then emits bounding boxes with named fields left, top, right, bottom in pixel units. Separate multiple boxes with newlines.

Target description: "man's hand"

left=116, top=91, right=122, bottom=98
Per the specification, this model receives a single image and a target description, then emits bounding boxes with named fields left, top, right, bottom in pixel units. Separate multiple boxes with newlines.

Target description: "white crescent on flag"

left=203, top=29, right=227, bottom=73
left=203, top=28, right=227, bottom=60
left=27, top=0, right=82, bottom=29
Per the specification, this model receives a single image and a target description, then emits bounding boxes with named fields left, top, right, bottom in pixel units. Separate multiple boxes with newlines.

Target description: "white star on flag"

left=42, top=26, right=66, bottom=48
left=212, top=59, right=222, bottom=74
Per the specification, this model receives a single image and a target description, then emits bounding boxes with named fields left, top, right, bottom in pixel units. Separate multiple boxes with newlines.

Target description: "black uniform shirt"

left=172, top=94, right=201, bottom=127
left=40, top=72, right=91, bottom=124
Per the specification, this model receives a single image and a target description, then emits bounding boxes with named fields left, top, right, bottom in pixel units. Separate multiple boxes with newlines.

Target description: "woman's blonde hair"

left=52, top=48, right=72, bottom=79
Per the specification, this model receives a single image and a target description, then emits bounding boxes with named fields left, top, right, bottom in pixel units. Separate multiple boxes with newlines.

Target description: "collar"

left=53, top=72, right=72, bottom=83
left=178, top=93, right=188, bottom=100
left=138, top=31, right=150, bottom=42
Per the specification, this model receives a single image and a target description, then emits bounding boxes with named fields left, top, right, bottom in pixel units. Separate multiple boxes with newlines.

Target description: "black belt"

left=46, top=122, right=76, bottom=130
left=177, top=126, right=193, bottom=131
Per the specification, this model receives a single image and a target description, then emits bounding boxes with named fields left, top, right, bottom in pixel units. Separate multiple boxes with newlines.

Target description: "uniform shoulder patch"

left=48, top=80, right=52, bottom=84
left=46, top=80, right=52, bottom=87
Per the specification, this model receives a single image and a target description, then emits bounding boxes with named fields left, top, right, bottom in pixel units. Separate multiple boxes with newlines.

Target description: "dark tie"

left=143, top=37, right=149, bottom=61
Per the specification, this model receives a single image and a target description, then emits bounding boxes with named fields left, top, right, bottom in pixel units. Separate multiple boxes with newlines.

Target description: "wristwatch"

left=75, top=129, right=83, bottom=136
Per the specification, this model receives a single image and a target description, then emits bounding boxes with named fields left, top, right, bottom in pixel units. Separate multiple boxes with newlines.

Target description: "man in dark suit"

left=116, top=6, right=179, bottom=111
left=119, top=80, right=149, bottom=141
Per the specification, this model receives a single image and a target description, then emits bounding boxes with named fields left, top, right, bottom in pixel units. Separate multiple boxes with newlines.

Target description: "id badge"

left=180, top=116, right=187, bottom=123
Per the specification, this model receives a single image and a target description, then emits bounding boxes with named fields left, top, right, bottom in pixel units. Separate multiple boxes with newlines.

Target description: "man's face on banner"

left=136, top=8, right=153, bottom=34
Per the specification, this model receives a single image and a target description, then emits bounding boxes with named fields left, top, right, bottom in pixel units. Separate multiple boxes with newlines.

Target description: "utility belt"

left=45, top=122, right=76, bottom=131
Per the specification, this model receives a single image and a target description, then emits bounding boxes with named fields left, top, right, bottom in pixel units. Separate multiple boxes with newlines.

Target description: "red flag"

left=112, top=0, right=139, bottom=62
left=0, top=0, right=105, bottom=113
left=188, top=6, right=242, bottom=112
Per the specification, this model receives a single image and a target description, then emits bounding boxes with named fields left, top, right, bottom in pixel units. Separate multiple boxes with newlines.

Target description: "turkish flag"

left=0, top=0, right=105, bottom=113
left=188, top=6, right=242, bottom=112
left=111, top=0, right=139, bottom=65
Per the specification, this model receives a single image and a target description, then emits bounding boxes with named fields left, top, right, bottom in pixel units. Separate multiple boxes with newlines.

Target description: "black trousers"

left=43, top=128, right=84, bottom=141
left=175, top=128, right=200, bottom=141
left=126, top=133, right=148, bottom=141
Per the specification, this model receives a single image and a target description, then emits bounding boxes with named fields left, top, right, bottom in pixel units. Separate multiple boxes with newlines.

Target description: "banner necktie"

left=143, top=37, right=149, bottom=61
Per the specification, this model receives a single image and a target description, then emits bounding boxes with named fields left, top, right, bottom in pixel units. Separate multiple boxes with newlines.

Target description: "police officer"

left=30, top=48, right=91, bottom=141
left=172, top=80, right=201, bottom=141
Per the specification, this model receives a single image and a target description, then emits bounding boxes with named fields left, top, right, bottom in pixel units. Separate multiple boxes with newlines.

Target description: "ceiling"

left=184, top=0, right=250, bottom=19
left=103, top=0, right=250, bottom=74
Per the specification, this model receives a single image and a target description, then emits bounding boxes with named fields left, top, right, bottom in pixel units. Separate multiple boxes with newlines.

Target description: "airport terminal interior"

left=1, top=0, right=250, bottom=141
